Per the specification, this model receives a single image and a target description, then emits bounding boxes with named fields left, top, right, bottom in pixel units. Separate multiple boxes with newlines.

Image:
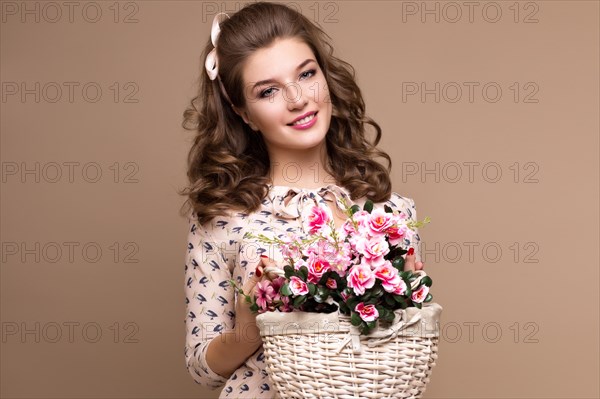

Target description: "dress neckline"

left=267, top=182, right=349, bottom=193
left=266, top=183, right=354, bottom=221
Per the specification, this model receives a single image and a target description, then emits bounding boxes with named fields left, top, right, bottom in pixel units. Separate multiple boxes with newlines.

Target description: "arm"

left=183, top=214, right=261, bottom=388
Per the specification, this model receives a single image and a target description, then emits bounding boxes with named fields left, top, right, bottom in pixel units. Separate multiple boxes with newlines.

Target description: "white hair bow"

left=204, top=12, right=230, bottom=81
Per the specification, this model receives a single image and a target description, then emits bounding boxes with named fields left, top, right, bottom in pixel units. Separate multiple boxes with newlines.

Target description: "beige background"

left=1, top=0, right=598, bottom=398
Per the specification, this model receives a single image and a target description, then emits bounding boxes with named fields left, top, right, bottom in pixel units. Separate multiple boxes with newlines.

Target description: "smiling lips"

left=288, top=111, right=318, bottom=130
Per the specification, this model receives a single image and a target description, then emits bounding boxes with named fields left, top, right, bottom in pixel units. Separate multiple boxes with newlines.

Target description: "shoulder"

left=388, top=192, right=417, bottom=219
left=187, top=208, right=249, bottom=245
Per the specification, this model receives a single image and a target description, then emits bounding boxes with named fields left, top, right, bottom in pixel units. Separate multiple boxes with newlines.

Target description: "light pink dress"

left=184, top=184, right=422, bottom=399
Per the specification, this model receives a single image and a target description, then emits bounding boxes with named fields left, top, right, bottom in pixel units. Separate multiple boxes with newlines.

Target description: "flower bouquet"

left=230, top=198, right=442, bottom=399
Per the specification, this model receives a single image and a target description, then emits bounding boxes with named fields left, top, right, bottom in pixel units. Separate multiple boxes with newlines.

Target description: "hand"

left=232, top=256, right=282, bottom=349
left=404, top=248, right=425, bottom=272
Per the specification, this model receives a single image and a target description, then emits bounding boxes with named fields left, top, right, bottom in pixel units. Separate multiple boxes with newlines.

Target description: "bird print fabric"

left=184, top=184, right=422, bottom=398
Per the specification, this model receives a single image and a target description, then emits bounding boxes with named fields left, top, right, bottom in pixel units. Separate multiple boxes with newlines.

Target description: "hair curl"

left=179, top=2, right=393, bottom=226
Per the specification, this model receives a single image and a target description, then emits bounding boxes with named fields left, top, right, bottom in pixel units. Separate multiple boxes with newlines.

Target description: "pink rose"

left=373, top=261, right=401, bottom=292
left=305, top=204, right=332, bottom=235
left=355, top=302, right=379, bottom=322
left=294, top=258, right=308, bottom=271
left=306, top=254, right=331, bottom=284
left=393, top=279, right=408, bottom=296
left=387, top=224, right=408, bottom=246
left=351, top=210, right=371, bottom=232
left=368, top=209, right=395, bottom=236
left=411, top=284, right=429, bottom=303
left=346, top=264, right=376, bottom=296
left=326, top=278, right=337, bottom=289
left=340, top=289, right=351, bottom=301
left=355, top=236, right=389, bottom=268
left=289, top=276, right=309, bottom=296
left=340, top=219, right=357, bottom=238
left=307, top=238, right=337, bottom=262
left=329, top=242, right=352, bottom=276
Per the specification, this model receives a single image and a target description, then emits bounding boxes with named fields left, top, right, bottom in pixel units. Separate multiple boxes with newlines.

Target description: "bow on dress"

left=270, top=184, right=353, bottom=229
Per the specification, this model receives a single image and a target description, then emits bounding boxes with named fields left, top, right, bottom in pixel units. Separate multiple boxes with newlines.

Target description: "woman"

left=180, top=3, right=425, bottom=398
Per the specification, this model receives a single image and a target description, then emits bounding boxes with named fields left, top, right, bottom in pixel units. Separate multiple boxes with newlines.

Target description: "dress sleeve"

left=184, top=212, right=236, bottom=390
left=389, top=193, right=423, bottom=264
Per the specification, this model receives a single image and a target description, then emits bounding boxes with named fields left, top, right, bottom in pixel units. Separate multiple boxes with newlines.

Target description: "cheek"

left=316, top=77, right=331, bottom=105
left=248, top=102, right=281, bottom=127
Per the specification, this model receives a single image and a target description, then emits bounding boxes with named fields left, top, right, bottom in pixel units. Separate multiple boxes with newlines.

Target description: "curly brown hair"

left=179, top=2, right=393, bottom=226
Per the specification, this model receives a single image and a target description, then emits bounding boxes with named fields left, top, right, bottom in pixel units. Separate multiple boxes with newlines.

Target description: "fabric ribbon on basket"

left=333, top=311, right=423, bottom=354
left=256, top=302, right=442, bottom=355
left=334, top=304, right=443, bottom=354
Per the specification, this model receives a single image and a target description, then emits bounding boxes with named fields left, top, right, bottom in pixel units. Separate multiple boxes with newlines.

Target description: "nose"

left=285, top=82, right=308, bottom=110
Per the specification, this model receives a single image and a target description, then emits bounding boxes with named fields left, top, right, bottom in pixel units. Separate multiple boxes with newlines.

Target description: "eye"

left=259, top=87, right=276, bottom=98
left=300, top=69, right=316, bottom=80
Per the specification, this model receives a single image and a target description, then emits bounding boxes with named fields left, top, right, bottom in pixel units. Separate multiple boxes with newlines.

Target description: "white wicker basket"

left=256, top=294, right=442, bottom=399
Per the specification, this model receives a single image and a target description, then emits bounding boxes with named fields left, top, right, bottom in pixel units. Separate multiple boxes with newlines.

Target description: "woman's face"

left=234, top=37, right=332, bottom=153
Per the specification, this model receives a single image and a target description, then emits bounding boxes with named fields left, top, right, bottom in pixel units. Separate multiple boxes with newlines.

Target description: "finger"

left=404, top=254, right=416, bottom=272
left=260, top=256, right=282, bottom=280
left=415, top=261, right=425, bottom=271
left=241, top=264, right=263, bottom=295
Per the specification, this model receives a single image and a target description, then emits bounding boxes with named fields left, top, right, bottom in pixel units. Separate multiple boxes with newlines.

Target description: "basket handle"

left=263, top=265, right=286, bottom=277
left=263, top=265, right=429, bottom=289
left=409, top=269, right=428, bottom=290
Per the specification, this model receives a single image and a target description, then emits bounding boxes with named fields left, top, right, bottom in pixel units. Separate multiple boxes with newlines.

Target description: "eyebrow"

left=251, top=59, right=316, bottom=92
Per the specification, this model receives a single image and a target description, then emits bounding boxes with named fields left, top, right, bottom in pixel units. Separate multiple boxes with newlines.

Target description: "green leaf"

left=280, top=283, right=292, bottom=296
left=350, top=312, right=362, bottom=326
left=387, top=247, right=406, bottom=260
left=317, top=286, right=330, bottom=298
left=318, top=272, right=330, bottom=286
left=402, top=276, right=412, bottom=298
left=284, top=265, right=295, bottom=279
left=393, top=257, right=405, bottom=271
left=424, top=293, right=433, bottom=303
left=366, top=320, right=376, bottom=329
left=366, top=297, right=379, bottom=305
left=371, top=286, right=384, bottom=298
left=414, top=302, right=422, bottom=309
left=382, top=312, right=395, bottom=322
left=421, top=276, right=433, bottom=287
left=338, top=302, right=349, bottom=314
left=385, top=295, right=396, bottom=306
left=350, top=205, right=361, bottom=215
left=250, top=303, right=259, bottom=312
left=363, top=199, right=374, bottom=213
left=384, top=204, right=393, bottom=213
left=293, top=295, right=307, bottom=307
left=346, top=296, right=359, bottom=310
left=308, top=283, right=316, bottom=296
left=359, top=323, right=370, bottom=335
left=298, top=266, right=308, bottom=281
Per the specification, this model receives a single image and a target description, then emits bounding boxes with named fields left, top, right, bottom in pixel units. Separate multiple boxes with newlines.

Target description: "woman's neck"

left=267, top=144, right=336, bottom=189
